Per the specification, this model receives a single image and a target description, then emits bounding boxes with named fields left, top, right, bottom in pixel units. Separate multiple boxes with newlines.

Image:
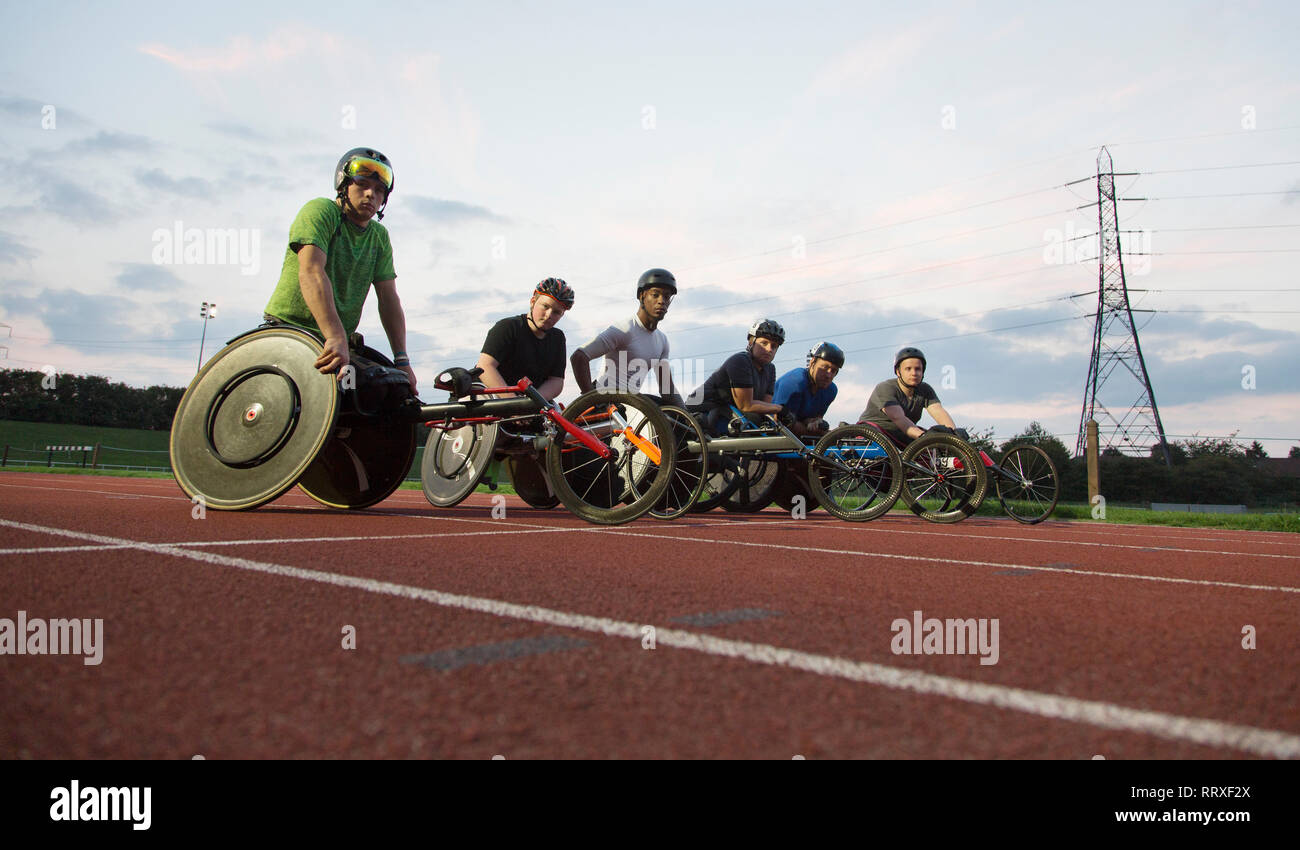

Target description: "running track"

left=1, top=471, right=1296, bottom=759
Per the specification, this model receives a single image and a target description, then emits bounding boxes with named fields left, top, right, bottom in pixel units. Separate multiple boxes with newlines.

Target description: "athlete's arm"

left=926, top=401, right=957, bottom=429
left=474, top=353, right=510, bottom=397
left=884, top=403, right=927, bottom=440
left=570, top=349, right=595, bottom=393
left=296, top=244, right=350, bottom=374
left=373, top=278, right=416, bottom=395
left=730, top=386, right=783, bottom=415
left=537, top=376, right=564, bottom=401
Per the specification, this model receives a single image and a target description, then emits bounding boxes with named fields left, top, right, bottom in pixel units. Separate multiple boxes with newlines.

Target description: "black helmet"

left=808, top=341, right=845, bottom=369
left=533, top=277, right=575, bottom=308
left=637, top=268, right=677, bottom=297
left=335, top=148, right=394, bottom=194
left=894, top=346, right=926, bottom=372
left=748, top=318, right=786, bottom=344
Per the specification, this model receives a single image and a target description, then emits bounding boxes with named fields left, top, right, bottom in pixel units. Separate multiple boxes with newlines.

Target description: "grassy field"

left=0, top=420, right=171, bottom=470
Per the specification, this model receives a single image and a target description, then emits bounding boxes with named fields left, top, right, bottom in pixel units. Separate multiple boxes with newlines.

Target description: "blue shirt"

left=773, top=367, right=837, bottom=420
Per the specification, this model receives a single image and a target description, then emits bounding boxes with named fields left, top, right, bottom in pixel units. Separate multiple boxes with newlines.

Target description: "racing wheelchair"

left=878, top=426, right=1059, bottom=525
left=170, top=325, right=676, bottom=525
left=674, top=407, right=906, bottom=521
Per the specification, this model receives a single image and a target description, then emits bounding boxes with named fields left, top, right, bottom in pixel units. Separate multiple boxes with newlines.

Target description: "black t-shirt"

left=695, top=351, right=776, bottom=411
left=858, top=379, right=940, bottom=440
left=481, top=315, right=567, bottom=388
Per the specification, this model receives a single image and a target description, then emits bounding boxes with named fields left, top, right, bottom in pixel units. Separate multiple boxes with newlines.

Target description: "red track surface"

left=2, top=471, right=1297, bottom=759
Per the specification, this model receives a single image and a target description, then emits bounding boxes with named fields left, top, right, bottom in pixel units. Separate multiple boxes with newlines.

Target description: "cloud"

left=0, top=289, right=145, bottom=344
left=1286, top=180, right=1300, bottom=205
left=139, top=29, right=342, bottom=73
left=49, top=130, right=154, bottom=157
left=204, top=121, right=270, bottom=141
left=115, top=263, right=184, bottom=292
left=0, top=232, right=36, bottom=264
left=403, top=195, right=509, bottom=226
left=137, top=168, right=215, bottom=199
left=0, top=94, right=86, bottom=128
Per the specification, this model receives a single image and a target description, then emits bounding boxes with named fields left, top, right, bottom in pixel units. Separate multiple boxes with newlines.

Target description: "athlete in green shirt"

left=264, top=147, right=417, bottom=394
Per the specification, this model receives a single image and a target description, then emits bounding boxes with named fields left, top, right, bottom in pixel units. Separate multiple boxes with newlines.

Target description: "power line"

left=1143, top=160, right=1300, bottom=175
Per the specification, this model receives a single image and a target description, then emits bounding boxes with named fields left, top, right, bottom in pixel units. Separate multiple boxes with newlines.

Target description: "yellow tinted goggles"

left=345, top=157, right=393, bottom=189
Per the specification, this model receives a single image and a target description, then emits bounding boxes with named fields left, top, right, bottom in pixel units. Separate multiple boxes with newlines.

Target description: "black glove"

left=928, top=424, right=956, bottom=436
left=777, top=406, right=797, bottom=428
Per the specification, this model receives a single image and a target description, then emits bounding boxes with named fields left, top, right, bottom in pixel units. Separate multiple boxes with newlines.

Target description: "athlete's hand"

left=316, top=336, right=350, bottom=375
left=777, top=406, right=797, bottom=428
left=399, top=365, right=418, bottom=396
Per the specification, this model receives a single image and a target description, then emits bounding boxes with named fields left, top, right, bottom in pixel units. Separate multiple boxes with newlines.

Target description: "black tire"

left=638, top=406, right=709, bottom=520
left=806, top=425, right=903, bottom=521
left=505, top=454, right=559, bottom=509
left=720, top=455, right=780, bottom=513
left=769, top=458, right=820, bottom=515
left=298, top=420, right=418, bottom=509
left=545, top=391, right=676, bottom=525
left=995, top=443, right=1059, bottom=524
left=899, top=433, right=988, bottom=523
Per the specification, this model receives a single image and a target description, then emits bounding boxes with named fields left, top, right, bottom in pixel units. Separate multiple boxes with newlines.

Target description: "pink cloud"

left=139, top=29, right=341, bottom=73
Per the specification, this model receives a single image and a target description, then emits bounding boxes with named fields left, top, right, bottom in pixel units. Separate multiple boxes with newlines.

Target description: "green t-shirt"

left=264, top=198, right=396, bottom=337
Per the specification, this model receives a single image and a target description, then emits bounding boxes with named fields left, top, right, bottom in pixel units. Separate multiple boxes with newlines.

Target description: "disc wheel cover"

left=169, top=327, right=339, bottom=510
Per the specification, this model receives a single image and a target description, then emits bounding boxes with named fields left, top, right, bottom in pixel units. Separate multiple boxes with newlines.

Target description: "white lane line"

left=586, top=528, right=1300, bottom=594
left=2, top=515, right=1296, bottom=759
left=740, top=521, right=1300, bottom=560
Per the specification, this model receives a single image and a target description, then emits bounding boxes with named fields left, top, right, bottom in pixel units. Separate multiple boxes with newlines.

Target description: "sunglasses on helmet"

left=345, top=157, right=393, bottom=189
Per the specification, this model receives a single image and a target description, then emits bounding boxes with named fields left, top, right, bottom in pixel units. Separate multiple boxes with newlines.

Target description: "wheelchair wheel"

left=995, top=443, right=1059, bottom=524
left=170, top=326, right=340, bottom=510
left=770, top=459, right=817, bottom=515
left=298, top=420, right=417, bottom=509
left=721, top=455, right=780, bottom=513
left=899, top=433, right=988, bottom=523
left=691, top=454, right=739, bottom=512
left=505, top=454, right=559, bottom=509
left=635, top=405, right=708, bottom=520
left=545, top=390, right=676, bottom=525
left=807, top=425, right=903, bottom=522
left=421, top=420, right=499, bottom=507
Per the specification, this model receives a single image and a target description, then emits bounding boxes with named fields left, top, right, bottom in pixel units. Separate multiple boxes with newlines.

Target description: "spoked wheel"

left=170, top=326, right=340, bottom=510
left=720, top=455, right=780, bottom=513
left=505, top=453, right=560, bottom=509
left=899, top=433, right=988, bottom=523
left=421, top=420, right=498, bottom=507
left=635, top=405, right=709, bottom=520
left=806, top=425, right=903, bottom=521
left=545, top=390, right=676, bottom=525
left=995, top=443, right=1059, bottom=524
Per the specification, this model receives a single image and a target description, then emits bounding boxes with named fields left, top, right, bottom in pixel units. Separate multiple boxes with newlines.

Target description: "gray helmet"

left=808, top=341, right=845, bottom=369
left=748, top=318, right=786, bottom=344
left=637, top=268, right=677, bottom=297
left=894, top=346, right=926, bottom=372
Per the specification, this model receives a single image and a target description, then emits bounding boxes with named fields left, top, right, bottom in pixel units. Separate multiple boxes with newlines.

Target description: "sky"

left=2, top=0, right=1298, bottom=455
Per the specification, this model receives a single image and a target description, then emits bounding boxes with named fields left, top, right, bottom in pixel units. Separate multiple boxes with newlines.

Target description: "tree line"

left=0, top=369, right=184, bottom=431
left=973, top=423, right=1299, bottom=508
